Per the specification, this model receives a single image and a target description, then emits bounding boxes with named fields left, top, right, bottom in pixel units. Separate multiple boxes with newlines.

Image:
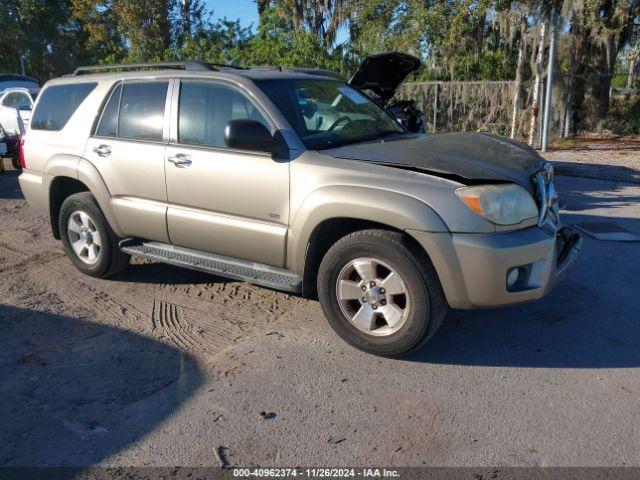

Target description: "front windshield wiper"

left=374, top=130, right=404, bottom=139
left=314, top=130, right=405, bottom=150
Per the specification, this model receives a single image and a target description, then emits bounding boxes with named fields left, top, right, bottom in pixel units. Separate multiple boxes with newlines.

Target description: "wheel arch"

left=47, top=157, right=122, bottom=239
left=49, top=176, right=89, bottom=239
left=288, top=186, right=449, bottom=298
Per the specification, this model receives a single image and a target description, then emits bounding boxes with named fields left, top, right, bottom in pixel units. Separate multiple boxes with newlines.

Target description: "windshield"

left=256, top=79, right=404, bottom=150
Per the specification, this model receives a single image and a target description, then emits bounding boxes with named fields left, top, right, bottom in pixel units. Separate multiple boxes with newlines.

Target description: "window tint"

left=117, top=82, right=168, bottom=141
left=95, top=84, right=122, bottom=137
left=31, top=83, right=97, bottom=131
left=3, top=92, right=31, bottom=109
left=2, top=93, right=15, bottom=106
left=178, top=82, right=269, bottom=148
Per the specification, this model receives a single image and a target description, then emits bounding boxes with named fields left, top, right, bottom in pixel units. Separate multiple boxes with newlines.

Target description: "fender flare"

left=287, top=185, right=449, bottom=273
left=76, top=158, right=124, bottom=236
left=42, top=153, right=81, bottom=179
left=44, top=155, right=123, bottom=238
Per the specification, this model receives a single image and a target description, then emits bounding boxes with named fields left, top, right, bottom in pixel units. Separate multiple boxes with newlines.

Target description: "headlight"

left=455, top=184, right=538, bottom=226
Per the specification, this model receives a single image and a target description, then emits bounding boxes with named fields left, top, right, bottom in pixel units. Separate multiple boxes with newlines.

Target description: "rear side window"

left=178, top=81, right=269, bottom=148
left=95, top=84, right=122, bottom=137
left=117, top=82, right=168, bottom=141
left=31, top=83, right=97, bottom=131
left=2, top=92, right=31, bottom=109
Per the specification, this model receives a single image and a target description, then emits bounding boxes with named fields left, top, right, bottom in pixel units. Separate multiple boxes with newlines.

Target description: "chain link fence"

left=397, top=81, right=522, bottom=138
left=548, top=73, right=640, bottom=138
left=397, top=78, right=640, bottom=145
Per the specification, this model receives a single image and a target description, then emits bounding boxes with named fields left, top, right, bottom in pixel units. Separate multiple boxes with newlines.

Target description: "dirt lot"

left=1, top=141, right=640, bottom=468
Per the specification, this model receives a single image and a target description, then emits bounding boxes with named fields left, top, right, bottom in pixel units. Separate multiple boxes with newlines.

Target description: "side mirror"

left=224, top=119, right=273, bottom=153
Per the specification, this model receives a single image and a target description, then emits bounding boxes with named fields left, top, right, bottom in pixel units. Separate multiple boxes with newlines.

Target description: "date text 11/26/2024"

left=232, top=468, right=400, bottom=478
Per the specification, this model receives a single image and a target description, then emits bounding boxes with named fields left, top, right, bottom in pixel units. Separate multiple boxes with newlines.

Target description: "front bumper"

left=409, top=225, right=582, bottom=309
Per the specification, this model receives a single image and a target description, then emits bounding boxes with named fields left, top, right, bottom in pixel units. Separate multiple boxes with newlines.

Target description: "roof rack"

left=211, top=63, right=248, bottom=70
left=284, top=67, right=345, bottom=80
left=72, top=61, right=217, bottom=76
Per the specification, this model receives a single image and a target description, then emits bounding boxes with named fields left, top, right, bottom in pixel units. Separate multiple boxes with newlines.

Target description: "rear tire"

left=317, top=229, right=447, bottom=357
left=59, top=192, right=130, bottom=278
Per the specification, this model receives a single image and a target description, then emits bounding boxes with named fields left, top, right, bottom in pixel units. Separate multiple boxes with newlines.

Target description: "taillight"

left=18, top=135, right=26, bottom=169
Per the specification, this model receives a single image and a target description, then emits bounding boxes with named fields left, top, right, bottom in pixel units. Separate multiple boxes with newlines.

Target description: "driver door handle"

left=167, top=153, right=192, bottom=167
left=93, top=144, right=112, bottom=157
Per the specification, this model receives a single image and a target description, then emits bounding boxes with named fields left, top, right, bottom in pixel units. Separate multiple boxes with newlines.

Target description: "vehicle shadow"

left=112, top=260, right=232, bottom=286
left=408, top=212, right=640, bottom=368
left=553, top=160, right=640, bottom=186
left=0, top=305, right=203, bottom=466
left=0, top=167, right=24, bottom=200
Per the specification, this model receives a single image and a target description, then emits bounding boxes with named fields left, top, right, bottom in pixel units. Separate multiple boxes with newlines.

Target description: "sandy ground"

left=1, top=143, right=639, bottom=468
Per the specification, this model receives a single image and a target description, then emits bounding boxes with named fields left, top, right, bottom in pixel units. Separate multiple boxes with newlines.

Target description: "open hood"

left=349, top=52, right=421, bottom=104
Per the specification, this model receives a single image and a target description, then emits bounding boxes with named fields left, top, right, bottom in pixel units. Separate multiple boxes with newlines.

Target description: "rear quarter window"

left=95, top=84, right=122, bottom=137
left=31, top=83, right=97, bottom=131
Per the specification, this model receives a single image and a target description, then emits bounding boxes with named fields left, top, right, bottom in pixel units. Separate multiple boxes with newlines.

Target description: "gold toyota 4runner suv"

left=18, top=55, right=582, bottom=357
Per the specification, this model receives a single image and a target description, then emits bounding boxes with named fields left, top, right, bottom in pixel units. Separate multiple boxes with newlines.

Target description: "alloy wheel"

left=336, top=257, right=410, bottom=336
left=67, top=210, right=102, bottom=265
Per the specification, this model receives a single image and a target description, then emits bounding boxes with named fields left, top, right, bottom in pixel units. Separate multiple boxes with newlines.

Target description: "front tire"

left=59, top=192, right=130, bottom=278
left=317, top=230, right=447, bottom=357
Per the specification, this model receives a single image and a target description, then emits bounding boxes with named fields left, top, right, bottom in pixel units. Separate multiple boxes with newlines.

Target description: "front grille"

left=534, top=162, right=560, bottom=228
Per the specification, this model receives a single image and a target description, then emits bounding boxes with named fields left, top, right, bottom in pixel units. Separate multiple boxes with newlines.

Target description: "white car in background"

left=0, top=74, right=40, bottom=134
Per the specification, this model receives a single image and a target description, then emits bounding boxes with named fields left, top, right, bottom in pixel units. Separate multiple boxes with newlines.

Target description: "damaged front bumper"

left=409, top=225, right=583, bottom=310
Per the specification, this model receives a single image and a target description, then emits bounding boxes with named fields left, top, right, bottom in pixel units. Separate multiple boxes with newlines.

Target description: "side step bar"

left=119, top=239, right=302, bottom=293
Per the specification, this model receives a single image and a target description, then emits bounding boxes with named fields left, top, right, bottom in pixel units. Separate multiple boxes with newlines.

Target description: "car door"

left=165, top=79, right=289, bottom=267
left=84, top=80, right=172, bottom=243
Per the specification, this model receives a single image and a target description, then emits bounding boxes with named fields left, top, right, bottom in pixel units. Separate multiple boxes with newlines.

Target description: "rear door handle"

left=93, top=144, right=112, bottom=157
left=168, top=153, right=192, bottom=167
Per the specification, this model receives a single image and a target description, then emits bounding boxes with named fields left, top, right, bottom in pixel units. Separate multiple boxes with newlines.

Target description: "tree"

left=268, top=0, right=352, bottom=48
left=0, top=0, right=83, bottom=80
left=112, top=0, right=174, bottom=61
left=528, top=19, right=547, bottom=146
left=511, top=16, right=527, bottom=138
left=348, top=1, right=414, bottom=54
left=176, top=0, right=207, bottom=49
left=583, top=0, right=639, bottom=117
left=258, top=0, right=270, bottom=15
left=71, top=0, right=126, bottom=64
left=627, top=49, right=639, bottom=89
left=244, top=7, right=351, bottom=71
left=178, top=18, right=253, bottom=66
left=563, top=0, right=640, bottom=127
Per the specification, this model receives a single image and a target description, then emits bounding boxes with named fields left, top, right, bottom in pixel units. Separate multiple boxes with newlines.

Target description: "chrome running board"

left=120, top=239, right=302, bottom=293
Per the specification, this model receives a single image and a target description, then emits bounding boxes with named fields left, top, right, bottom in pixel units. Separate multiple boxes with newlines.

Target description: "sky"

left=205, top=0, right=260, bottom=31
